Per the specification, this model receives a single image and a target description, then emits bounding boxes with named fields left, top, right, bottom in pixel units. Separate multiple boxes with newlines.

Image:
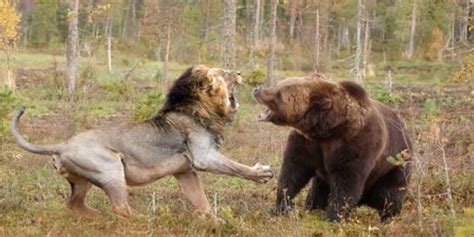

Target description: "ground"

left=0, top=52, right=473, bottom=236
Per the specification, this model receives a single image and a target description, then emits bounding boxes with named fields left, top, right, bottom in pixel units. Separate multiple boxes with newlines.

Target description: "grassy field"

left=0, top=53, right=473, bottom=236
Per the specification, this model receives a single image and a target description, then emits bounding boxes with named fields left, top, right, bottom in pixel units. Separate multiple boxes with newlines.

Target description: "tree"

left=248, top=0, right=261, bottom=69
left=313, top=8, right=320, bottom=72
left=156, top=1, right=181, bottom=80
left=289, top=0, right=297, bottom=41
left=0, top=0, right=21, bottom=89
left=353, top=0, right=363, bottom=83
left=66, top=0, right=79, bottom=94
left=266, top=0, right=277, bottom=85
left=29, top=0, right=60, bottom=47
left=406, top=0, right=417, bottom=59
left=223, top=0, right=236, bottom=69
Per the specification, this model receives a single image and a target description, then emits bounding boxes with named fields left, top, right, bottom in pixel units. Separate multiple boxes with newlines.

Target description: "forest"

left=0, top=0, right=473, bottom=236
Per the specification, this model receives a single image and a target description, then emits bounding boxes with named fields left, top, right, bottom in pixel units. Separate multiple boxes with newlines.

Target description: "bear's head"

left=253, top=76, right=371, bottom=139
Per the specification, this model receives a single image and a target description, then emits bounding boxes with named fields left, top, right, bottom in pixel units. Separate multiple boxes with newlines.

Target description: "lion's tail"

left=11, top=106, right=63, bottom=155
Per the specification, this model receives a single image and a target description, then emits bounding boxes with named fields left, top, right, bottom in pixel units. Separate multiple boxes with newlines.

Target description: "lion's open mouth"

left=257, top=108, right=273, bottom=122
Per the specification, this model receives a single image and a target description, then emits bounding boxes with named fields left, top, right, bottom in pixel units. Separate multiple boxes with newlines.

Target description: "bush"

left=99, top=79, right=130, bottom=97
left=154, top=70, right=163, bottom=80
left=371, top=86, right=404, bottom=105
left=133, top=90, right=164, bottom=121
left=244, top=66, right=266, bottom=86
left=0, top=86, right=17, bottom=140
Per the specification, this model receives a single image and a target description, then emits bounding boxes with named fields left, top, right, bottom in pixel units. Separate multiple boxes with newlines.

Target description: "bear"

left=252, top=75, right=412, bottom=222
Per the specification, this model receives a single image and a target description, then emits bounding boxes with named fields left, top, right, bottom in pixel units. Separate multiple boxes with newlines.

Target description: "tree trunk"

left=353, top=0, right=363, bottom=84
left=131, top=0, right=137, bottom=40
left=289, top=0, right=297, bottom=41
left=460, top=1, right=469, bottom=43
left=122, top=0, right=129, bottom=38
left=342, top=20, right=350, bottom=50
left=450, top=10, right=455, bottom=60
left=5, top=49, right=15, bottom=91
left=266, top=0, right=277, bottom=85
left=406, top=0, right=417, bottom=59
left=223, top=0, right=236, bottom=69
left=107, top=25, right=112, bottom=72
left=249, top=0, right=261, bottom=69
left=163, top=23, right=171, bottom=80
left=203, top=0, right=211, bottom=42
left=313, top=8, right=320, bottom=72
left=362, top=19, right=370, bottom=77
left=255, top=0, right=261, bottom=45
left=66, top=0, right=79, bottom=94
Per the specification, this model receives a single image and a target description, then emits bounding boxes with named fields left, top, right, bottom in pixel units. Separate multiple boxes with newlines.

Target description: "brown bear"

left=253, top=75, right=412, bottom=222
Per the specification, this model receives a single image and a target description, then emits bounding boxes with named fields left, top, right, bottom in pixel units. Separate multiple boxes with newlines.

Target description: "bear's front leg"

left=274, top=156, right=314, bottom=214
left=273, top=132, right=317, bottom=214
left=325, top=163, right=371, bottom=222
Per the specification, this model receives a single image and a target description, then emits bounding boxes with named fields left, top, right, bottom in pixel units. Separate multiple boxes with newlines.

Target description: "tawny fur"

left=12, top=65, right=273, bottom=223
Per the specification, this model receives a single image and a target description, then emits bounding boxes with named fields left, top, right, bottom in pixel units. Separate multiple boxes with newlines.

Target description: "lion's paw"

left=251, top=162, right=274, bottom=183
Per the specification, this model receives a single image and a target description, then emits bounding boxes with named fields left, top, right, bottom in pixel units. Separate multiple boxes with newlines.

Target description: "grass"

left=0, top=52, right=473, bottom=236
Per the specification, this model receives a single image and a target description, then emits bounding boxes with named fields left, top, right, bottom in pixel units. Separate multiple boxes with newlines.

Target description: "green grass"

left=0, top=52, right=473, bottom=236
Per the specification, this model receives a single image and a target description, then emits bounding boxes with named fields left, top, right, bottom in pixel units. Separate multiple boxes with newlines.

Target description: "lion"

left=253, top=75, right=411, bottom=222
left=12, top=65, right=274, bottom=222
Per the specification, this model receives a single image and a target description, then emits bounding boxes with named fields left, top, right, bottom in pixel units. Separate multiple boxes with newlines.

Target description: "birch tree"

left=362, top=17, right=370, bottom=77
left=0, top=0, right=21, bottom=89
left=406, top=0, right=417, bottom=59
left=266, top=0, right=277, bottom=85
left=289, top=0, right=297, bottom=41
left=459, top=0, right=470, bottom=43
left=248, top=0, right=261, bottom=69
left=353, top=0, right=363, bottom=84
left=66, top=0, right=79, bottom=94
left=313, top=8, right=320, bottom=72
left=223, top=0, right=236, bottom=69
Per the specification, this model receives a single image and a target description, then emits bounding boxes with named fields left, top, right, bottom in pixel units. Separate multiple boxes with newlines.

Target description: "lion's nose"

left=253, top=86, right=261, bottom=94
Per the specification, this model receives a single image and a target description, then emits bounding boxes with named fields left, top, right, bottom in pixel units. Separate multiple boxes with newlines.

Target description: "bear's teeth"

left=257, top=109, right=272, bottom=121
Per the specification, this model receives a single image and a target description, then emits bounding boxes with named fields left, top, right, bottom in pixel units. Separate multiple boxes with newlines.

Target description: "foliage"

left=99, top=78, right=129, bottom=97
left=0, top=0, right=21, bottom=50
left=372, top=86, right=404, bottom=105
left=29, top=0, right=62, bottom=47
left=423, top=98, right=440, bottom=116
left=244, top=66, right=266, bottom=86
left=133, top=89, right=164, bottom=121
left=0, top=86, right=16, bottom=139
left=449, top=55, right=474, bottom=83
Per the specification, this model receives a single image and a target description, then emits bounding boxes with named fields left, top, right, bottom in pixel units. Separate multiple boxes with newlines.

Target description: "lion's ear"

left=205, top=69, right=225, bottom=89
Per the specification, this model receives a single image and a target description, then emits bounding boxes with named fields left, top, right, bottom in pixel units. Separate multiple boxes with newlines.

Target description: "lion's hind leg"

left=61, top=150, right=132, bottom=218
left=65, top=173, right=99, bottom=217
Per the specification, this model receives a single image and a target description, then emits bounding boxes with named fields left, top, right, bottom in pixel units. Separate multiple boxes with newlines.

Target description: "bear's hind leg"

left=305, top=177, right=329, bottom=211
left=364, top=165, right=410, bottom=222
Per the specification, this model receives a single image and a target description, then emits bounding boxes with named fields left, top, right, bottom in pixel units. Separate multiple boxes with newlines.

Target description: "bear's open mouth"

left=257, top=108, right=273, bottom=121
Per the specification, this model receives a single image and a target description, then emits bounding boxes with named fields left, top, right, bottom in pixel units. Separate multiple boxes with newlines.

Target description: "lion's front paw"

left=251, top=162, right=274, bottom=183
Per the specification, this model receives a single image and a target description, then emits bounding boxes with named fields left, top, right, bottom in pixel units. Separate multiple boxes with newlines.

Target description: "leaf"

left=386, top=152, right=406, bottom=166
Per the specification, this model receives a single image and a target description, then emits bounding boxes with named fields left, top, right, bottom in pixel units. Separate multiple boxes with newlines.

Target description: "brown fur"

left=254, top=75, right=411, bottom=222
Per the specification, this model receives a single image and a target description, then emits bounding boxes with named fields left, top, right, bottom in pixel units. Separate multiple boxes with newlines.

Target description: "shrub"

left=244, top=66, right=266, bottom=86
left=0, top=86, right=17, bottom=140
left=133, top=90, right=164, bottom=121
left=154, top=70, right=163, bottom=80
left=99, top=79, right=129, bottom=97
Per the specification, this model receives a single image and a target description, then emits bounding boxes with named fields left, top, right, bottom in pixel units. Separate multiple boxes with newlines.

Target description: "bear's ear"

left=298, top=97, right=337, bottom=138
left=339, top=80, right=369, bottom=104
